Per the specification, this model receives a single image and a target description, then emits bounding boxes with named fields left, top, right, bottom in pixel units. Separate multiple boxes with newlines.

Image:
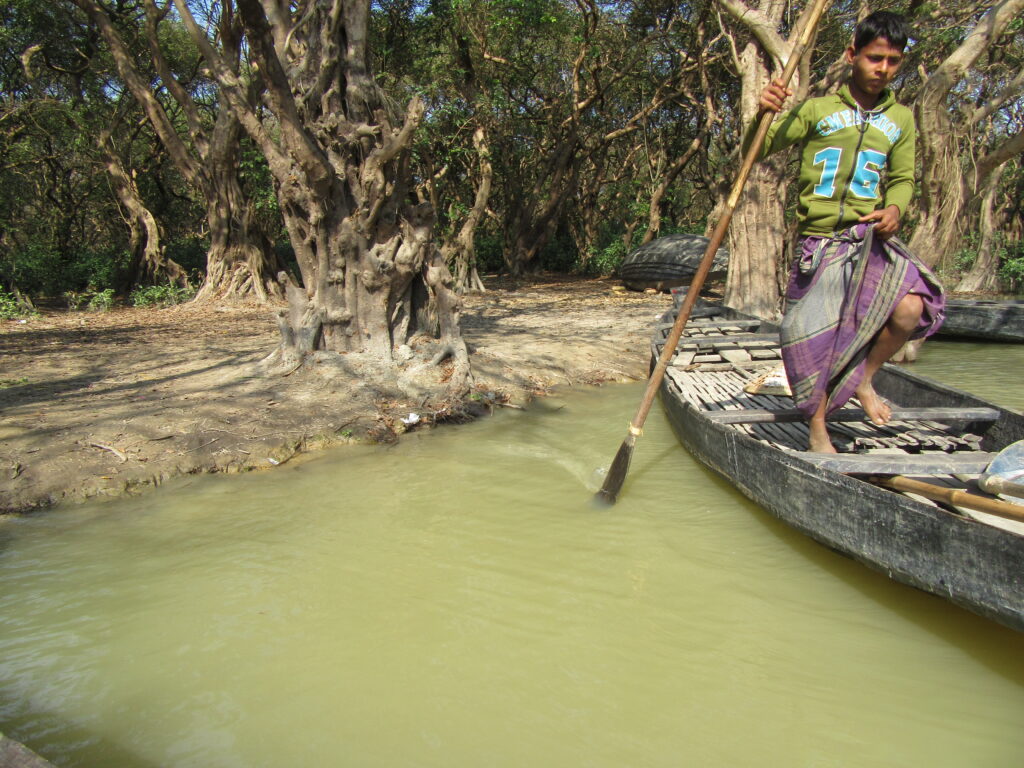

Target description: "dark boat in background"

left=653, top=304, right=1024, bottom=631
left=619, top=234, right=728, bottom=292
left=937, top=298, right=1024, bottom=342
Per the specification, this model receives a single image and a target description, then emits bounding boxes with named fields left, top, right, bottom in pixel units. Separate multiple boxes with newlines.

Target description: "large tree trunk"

left=717, top=0, right=821, bottom=318
left=906, top=118, right=965, bottom=271
left=727, top=165, right=789, bottom=317
left=99, top=130, right=189, bottom=290
left=195, top=114, right=285, bottom=303
left=169, top=0, right=470, bottom=391
left=723, top=26, right=792, bottom=319
left=274, top=188, right=434, bottom=364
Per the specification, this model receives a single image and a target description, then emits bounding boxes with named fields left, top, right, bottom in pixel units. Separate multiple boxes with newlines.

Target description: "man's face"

left=847, top=37, right=904, bottom=99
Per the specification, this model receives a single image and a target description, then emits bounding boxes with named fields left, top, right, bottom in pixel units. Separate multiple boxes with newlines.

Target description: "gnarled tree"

left=173, top=0, right=469, bottom=389
left=908, top=0, right=1024, bottom=277
left=71, top=0, right=285, bottom=302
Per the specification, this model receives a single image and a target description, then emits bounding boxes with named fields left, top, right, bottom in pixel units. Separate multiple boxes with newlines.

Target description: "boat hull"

left=655, top=308, right=1024, bottom=631
left=938, top=299, right=1024, bottom=342
left=620, top=234, right=728, bottom=292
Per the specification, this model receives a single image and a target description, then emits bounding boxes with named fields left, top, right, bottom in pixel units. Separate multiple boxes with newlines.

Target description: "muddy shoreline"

left=1, top=276, right=673, bottom=514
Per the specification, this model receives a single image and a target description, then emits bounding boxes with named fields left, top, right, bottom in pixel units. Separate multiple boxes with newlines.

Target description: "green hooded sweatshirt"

left=742, top=83, right=916, bottom=236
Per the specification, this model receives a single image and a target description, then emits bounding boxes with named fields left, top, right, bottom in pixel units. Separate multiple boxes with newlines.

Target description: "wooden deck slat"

left=677, top=333, right=781, bottom=347
left=704, top=406, right=1000, bottom=425
left=798, top=452, right=1000, bottom=475
left=681, top=319, right=765, bottom=329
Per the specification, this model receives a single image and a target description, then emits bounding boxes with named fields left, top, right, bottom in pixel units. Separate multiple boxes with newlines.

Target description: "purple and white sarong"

left=780, top=223, right=945, bottom=418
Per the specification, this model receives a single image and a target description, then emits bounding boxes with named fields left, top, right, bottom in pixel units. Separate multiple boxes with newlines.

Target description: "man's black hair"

left=853, top=10, right=910, bottom=52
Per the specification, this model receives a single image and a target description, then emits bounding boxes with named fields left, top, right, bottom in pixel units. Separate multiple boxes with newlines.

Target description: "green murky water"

left=913, top=338, right=1024, bottom=412
left=1, top=342, right=1023, bottom=767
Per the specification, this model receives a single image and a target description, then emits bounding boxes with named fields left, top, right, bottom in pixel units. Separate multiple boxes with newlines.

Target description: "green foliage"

left=536, top=229, right=577, bottom=273
left=165, top=238, right=209, bottom=277
left=473, top=231, right=506, bottom=273
left=129, top=282, right=196, bottom=308
left=64, top=286, right=116, bottom=311
left=952, top=234, right=980, bottom=272
left=8, top=244, right=131, bottom=296
left=584, top=239, right=627, bottom=277
left=87, top=288, right=116, bottom=311
left=950, top=232, right=1024, bottom=292
left=0, top=291, right=33, bottom=320
left=998, top=242, right=1024, bottom=291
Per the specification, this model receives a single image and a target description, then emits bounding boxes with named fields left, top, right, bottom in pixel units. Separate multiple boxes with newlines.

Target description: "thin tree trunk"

left=642, top=133, right=706, bottom=246
left=956, top=166, right=1006, bottom=294
left=99, top=131, right=189, bottom=289
left=441, top=127, right=492, bottom=294
left=506, top=132, right=579, bottom=273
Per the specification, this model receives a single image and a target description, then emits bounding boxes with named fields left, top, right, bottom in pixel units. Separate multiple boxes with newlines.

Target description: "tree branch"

left=170, top=0, right=295, bottom=183
left=917, top=0, right=1024, bottom=115
left=716, top=0, right=789, bottom=67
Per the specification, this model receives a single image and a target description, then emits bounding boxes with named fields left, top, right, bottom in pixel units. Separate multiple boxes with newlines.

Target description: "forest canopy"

left=2, top=0, right=1022, bottom=322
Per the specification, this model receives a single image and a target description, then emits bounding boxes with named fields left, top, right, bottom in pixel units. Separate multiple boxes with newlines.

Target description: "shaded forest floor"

left=0, top=275, right=673, bottom=513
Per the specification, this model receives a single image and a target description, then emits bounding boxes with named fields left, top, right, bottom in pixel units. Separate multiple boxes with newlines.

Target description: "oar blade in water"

left=594, top=433, right=636, bottom=506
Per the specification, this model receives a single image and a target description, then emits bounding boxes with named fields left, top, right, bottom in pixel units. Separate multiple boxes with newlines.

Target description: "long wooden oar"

left=596, top=0, right=832, bottom=505
left=874, top=476, right=1024, bottom=523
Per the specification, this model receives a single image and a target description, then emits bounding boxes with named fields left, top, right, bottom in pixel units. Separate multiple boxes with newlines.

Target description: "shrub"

left=129, top=283, right=196, bottom=307
left=999, top=248, right=1024, bottom=291
left=583, top=239, right=627, bottom=277
left=474, top=231, right=506, bottom=273
left=63, top=290, right=87, bottom=310
left=0, top=291, right=33, bottom=320
left=64, top=286, right=116, bottom=311
left=953, top=233, right=1024, bottom=293
left=86, top=288, right=116, bottom=311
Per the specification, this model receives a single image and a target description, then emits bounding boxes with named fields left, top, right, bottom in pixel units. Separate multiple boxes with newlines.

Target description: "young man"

left=748, top=10, right=944, bottom=452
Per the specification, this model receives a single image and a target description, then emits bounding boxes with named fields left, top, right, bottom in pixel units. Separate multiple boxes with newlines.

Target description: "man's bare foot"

left=856, top=381, right=891, bottom=425
left=808, top=417, right=838, bottom=453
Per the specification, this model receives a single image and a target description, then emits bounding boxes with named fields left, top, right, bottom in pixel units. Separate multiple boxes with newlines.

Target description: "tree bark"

left=642, top=134, right=706, bottom=246
left=439, top=127, right=492, bottom=294
left=506, top=130, right=580, bottom=272
left=194, top=112, right=285, bottom=303
left=955, top=166, right=1006, bottom=294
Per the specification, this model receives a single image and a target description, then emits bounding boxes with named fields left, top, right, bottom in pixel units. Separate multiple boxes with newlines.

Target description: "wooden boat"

left=937, top=298, right=1024, bottom=342
left=654, top=303, right=1024, bottom=631
left=619, top=234, right=728, bottom=292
